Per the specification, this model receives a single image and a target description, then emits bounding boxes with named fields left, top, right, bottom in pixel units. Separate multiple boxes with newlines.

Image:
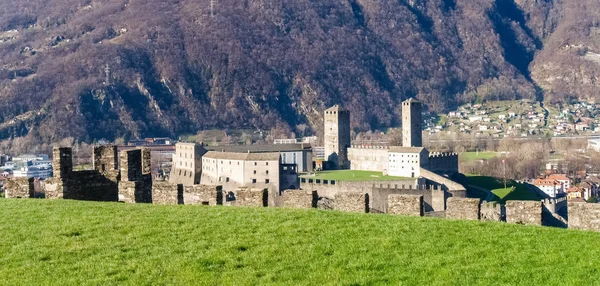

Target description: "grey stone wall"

left=118, top=181, right=152, bottom=204
left=480, top=202, right=503, bottom=222
left=235, top=187, right=267, bottom=207
left=506, top=201, right=542, bottom=226
left=141, top=148, right=151, bottom=175
left=334, top=193, right=369, bottom=213
left=282, top=190, right=316, bottom=209
left=120, top=149, right=142, bottom=182
left=567, top=202, right=600, bottom=231
left=387, top=194, right=423, bottom=216
left=183, top=185, right=223, bottom=206
left=152, top=182, right=183, bottom=205
left=5, top=177, right=34, bottom=198
left=93, top=145, right=118, bottom=175
left=446, top=198, right=480, bottom=220
left=53, top=147, right=72, bottom=179
left=347, top=147, right=389, bottom=172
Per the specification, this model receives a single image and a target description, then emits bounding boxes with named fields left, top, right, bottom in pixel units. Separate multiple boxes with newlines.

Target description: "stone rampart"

left=506, top=200, right=542, bottom=226
left=235, top=187, right=267, bottom=207
left=282, top=190, right=316, bottom=209
left=5, top=177, right=34, bottom=198
left=118, top=181, right=152, bottom=204
left=480, top=202, right=503, bottom=222
left=567, top=202, right=600, bottom=232
left=152, top=182, right=183, bottom=205
left=428, top=153, right=459, bottom=174
left=387, top=194, right=423, bottom=216
left=334, top=193, right=369, bottom=213
left=183, top=185, right=223, bottom=205
left=446, top=198, right=480, bottom=220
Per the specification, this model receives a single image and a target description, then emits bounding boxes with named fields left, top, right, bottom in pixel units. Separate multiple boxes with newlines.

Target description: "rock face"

left=0, top=0, right=591, bottom=144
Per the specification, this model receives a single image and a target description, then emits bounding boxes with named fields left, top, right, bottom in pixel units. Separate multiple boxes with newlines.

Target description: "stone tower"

left=402, top=98, right=422, bottom=147
left=324, top=105, right=351, bottom=169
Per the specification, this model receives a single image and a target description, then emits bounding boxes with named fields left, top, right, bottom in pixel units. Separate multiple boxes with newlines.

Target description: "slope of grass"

left=467, top=175, right=542, bottom=203
left=300, top=170, right=409, bottom=181
left=459, top=151, right=499, bottom=162
left=1, top=200, right=600, bottom=284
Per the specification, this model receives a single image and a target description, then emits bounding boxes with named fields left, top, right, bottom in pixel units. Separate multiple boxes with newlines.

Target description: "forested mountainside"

left=0, top=0, right=596, bottom=144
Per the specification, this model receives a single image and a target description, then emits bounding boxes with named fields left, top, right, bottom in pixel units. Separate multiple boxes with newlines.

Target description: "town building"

left=534, top=178, right=563, bottom=198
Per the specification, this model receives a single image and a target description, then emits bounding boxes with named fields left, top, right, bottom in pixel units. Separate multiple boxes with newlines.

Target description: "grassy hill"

left=1, top=200, right=599, bottom=284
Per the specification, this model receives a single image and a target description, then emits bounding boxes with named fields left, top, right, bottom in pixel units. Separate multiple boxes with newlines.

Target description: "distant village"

left=426, top=99, right=600, bottom=137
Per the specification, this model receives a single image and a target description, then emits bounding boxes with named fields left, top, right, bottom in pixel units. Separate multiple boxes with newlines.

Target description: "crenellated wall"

left=4, top=177, right=34, bottom=198
left=387, top=194, right=423, bottom=216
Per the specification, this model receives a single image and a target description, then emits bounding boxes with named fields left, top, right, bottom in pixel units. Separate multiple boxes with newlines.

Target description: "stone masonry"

left=282, top=190, right=316, bottom=209
left=183, top=185, right=223, bottom=205
left=235, top=187, right=267, bottom=207
left=506, top=200, right=542, bottom=226
left=446, top=198, right=480, bottom=220
left=152, top=181, right=183, bottom=205
left=118, top=149, right=152, bottom=203
left=480, top=202, right=503, bottom=222
left=567, top=202, right=600, bottom=232
left=4, top=177, right=34, bottom=198
left=387, top=194, right=423, bottom=216
left=334, top=193, right=369, bottom=213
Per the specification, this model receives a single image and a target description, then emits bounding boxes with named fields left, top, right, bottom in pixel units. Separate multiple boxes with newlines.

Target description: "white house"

left=387, top=147, right=429, bottom=178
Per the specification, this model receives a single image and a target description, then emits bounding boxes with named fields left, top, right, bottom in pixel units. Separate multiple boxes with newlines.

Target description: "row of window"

left=203, top=159, right=269, bottom=166
left=300, top=178, right=336, bottom=185
left=218, top=177, right=270, bottom=184
left=390, top=154, right=419, bottom=157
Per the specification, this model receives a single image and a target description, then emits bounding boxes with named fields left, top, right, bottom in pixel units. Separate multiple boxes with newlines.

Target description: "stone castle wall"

left=152, top=182, right=183, bottom=205
left=428, top=153, right=459, bottom=174
left=446, top=198, right=480, bottom=220
left=183, top=185, right=223, bottom=206
left=347, top=147, right=389, bottom=173
left=5, top=177, right=34, bottom=198
left=506, top=201, right=542, bottom=226
left=235, top=188, right=267, bottom=207
left=334, top=193, right=368, bottom=213
left=282, top=190, right=316, bottom=209
left=567, top=202, right=600, bottom=231
left=387, top=194, right=423, bottom=216
left=480, top=202, right=503, bottom=222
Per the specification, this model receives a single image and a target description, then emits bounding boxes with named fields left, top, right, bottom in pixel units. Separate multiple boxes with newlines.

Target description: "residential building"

left=387, top=147, right=429, bottom=178
left=534, top=178, right=563, bottom=198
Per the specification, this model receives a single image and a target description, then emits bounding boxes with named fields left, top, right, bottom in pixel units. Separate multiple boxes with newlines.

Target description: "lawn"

left=459, top=151, right=499, bottom=162
left=467, top=175, right=542, bottom=203
left=1, top=200, right=600, bottom=284
left=300, top=170, right=409, bottom=181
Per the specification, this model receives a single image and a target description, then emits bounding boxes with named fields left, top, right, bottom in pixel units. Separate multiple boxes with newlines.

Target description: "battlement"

left=350, top=145, right=390, bottom=149
left=429, top=152, right=458, bottom=158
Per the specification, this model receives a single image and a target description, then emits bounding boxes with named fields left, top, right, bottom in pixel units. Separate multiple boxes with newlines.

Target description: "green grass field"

left=1, top=200, right=599, bottom=284
left=459, top=151, right=499, bottom=162
left=467, top=175, right=541, bottom=203
left=301, top=170, right=409, bottom=181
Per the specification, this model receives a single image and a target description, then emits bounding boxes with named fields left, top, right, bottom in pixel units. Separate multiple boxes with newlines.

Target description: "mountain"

left=0, top=0, right=595, bottom=144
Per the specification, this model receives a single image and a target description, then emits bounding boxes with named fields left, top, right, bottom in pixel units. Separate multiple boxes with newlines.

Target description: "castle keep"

left=324, top=105, right=351, bottom=170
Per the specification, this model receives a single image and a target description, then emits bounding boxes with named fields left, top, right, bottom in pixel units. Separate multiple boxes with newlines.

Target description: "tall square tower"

left=324, top=105, right=351, bottom=169
left=402, top=98, right=422, bottom=147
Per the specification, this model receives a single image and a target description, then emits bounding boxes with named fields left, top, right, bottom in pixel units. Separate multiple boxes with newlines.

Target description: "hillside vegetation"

left=0, top=0, right=597, bottom=144
left=1, top=199, right=599, bottom=284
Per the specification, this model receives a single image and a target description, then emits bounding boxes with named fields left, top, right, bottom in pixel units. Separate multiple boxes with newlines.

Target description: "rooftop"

left=205, top=143, right=311, bottom=153
left=388, top=146, right=426, bottom=153
left=203, top=151, right=280, bottom=161
left=300, top=170, right=410, bottom=182
left=325, top=105, right=348, bottom=112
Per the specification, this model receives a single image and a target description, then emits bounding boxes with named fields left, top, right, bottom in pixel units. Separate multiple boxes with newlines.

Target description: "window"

left=252, top=179, right=257, bottom=184
left=331, top=180, right=336, bottom=185
left=253, top=170, right=257, bottom=174
left=266, top=162, right=269, bottom=166
left=254, top=162, right=257, bottom=166
left=316, top=179, right=321, bottom=184
left=301, top=178, right=306, bottom=183
left=266, top=170, right=269, bottom=175
left=265, top=179, right=270, bottom=184
left=323, top=180, right=328, bottom=185
left=226, top=177, right=230, bottom=182
left=309, top=179, right=313, bottom=183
